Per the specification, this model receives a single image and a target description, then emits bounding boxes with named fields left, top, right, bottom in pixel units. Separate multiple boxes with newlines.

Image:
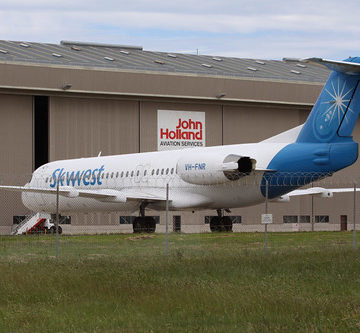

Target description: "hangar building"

left=0, top=40, right=357, bottom=234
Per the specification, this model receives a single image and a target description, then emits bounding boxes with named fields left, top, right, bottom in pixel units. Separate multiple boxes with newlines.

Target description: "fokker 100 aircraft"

left=2, top=58, right=360, bottom=233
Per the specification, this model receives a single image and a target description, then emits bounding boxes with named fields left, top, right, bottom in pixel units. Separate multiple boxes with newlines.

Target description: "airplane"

left=1, top=57, right=360, bottom=233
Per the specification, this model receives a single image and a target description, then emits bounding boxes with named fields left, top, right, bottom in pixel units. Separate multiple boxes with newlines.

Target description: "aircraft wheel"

left=221, top=216, right=233, bottom=232
left=148, top=217, right=156, bottom=233
left=133, top=217, right=143, bottom=233
left=142, top=217, right=155, bottom=233
left=210, top=216, right=221, bottom=232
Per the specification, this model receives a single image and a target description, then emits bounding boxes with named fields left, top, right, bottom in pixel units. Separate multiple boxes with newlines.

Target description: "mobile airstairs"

left=11, top=212, right=60, bottom=235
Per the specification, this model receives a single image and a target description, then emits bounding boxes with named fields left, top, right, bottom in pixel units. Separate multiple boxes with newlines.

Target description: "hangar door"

left=48, top=97, right=140, bottom=228
left=0, top=94, right=33, bottom=234
left=49, top=97, right=140, bottom=161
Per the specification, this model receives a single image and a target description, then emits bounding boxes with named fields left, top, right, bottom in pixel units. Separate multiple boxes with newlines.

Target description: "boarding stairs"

left=12, top=212, right=51, bottom=235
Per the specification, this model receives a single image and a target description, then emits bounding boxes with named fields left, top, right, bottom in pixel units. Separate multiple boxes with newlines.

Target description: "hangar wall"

left=1, top=89, right=360, bottom=234
left=0, top=95, right=33, bottom=234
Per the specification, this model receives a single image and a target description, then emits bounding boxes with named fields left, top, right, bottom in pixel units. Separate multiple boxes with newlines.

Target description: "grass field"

left=1, top=231, right=360, bottom=332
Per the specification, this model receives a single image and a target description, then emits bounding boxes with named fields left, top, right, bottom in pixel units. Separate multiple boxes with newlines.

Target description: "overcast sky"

left=1, top=0, right=359, bottom=60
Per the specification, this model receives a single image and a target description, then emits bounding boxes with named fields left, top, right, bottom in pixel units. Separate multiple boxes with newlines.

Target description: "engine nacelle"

left=176, top=153, right=256, bottom=185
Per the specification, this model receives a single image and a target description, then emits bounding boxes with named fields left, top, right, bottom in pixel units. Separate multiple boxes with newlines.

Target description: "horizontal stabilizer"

left=303, top=58, right=360, bottom=75
left=273, top=187, right=360, bottom=202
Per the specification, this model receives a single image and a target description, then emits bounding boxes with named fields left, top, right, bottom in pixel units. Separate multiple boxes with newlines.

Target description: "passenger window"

left=161, top=169, right=164, bottom=175
left=156, top=169, right=159, bottom=175
left=171, top=168, right=174, bottom=174
left=126, top=171, right=129, bottom=177
left=131, top=171, right=134, bottom=177
left=136, top=170, right=140, bottom=176
left=101, top=173, right=105, bottom=179
left=121, top=171, right=124, bottom=178
left=166, top=168, right=169, bottom=175
left=45, top=177, right=48, bottom=183
left=116, top=172, right=119, bottom=178
left=106, top=173, right=109, bottom=179
left=144, top=170, right=147, bottom=176
left=151, top=169, right=155, bottom=176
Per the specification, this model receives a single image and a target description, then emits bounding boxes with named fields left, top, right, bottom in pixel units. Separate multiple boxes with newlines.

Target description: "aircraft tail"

left=262, top=58, right=360, bottom=199
left=296, top=58, right=360, bottom=143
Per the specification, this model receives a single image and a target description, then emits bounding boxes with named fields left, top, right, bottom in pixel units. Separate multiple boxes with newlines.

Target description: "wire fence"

left=0, top=170, right=359, bottom=261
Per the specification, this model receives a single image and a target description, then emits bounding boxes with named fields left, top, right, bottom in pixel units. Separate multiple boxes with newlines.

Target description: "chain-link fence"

left=0, top=170, right=359, bottom=261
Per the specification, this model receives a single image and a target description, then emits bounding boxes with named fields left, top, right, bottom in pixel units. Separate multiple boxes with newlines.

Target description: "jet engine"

left=176, top=153, right=256, bottom=185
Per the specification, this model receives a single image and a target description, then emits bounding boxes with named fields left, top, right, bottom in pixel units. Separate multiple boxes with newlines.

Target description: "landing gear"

left=132, top=202, right=156, bottom=233
left=210, top=209, right=233, bottom=232
left=48, top=225, right=62, bottom=234
left=133, top=216, right=156, bottom=233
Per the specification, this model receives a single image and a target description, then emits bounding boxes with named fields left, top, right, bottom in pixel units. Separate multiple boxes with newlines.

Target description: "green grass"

left=1, top=232, right=360, bottom=332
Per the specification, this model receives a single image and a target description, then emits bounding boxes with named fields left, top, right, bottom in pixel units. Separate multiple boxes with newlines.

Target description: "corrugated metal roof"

left=0, top=40, right=330, bottom=83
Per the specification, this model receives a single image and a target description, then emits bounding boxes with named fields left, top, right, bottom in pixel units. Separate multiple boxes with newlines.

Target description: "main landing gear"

left=210, top=209, right=233, bottom=232
left=132, top=202, right=156, bottom=233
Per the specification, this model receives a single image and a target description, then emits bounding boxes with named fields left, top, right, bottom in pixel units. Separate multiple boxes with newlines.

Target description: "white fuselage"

left=22, top=142, right=288, bottom=214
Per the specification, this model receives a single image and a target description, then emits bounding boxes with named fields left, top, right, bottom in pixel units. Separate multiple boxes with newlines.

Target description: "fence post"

left=55, top=179, right=60, bottom=262
left=311, top=182, right=314, bottom=232
left=165, top=183, right=169, bottom=257
left=353, top=182, right=357, bottom=250
left=264, top=179, right=269, bottom=254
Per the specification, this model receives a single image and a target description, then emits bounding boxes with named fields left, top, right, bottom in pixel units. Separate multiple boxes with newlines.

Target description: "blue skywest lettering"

left=90, top=168, right=99, bottom=185
left=49, top=165, right=106, bottom=188
left=98, top=165, right=105, bottom=185
left=58, top=168, right=65, bottom=186
left=50, top=168, right=60, bottom=188
left=66, top=171, right=76, bottom=186
left=83, top=169, right=92, bottom=186
left=76, top=170, right=85, bottom=186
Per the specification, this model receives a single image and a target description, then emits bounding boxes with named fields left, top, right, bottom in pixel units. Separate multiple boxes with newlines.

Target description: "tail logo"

left=315, top=77, right=354, bottom=140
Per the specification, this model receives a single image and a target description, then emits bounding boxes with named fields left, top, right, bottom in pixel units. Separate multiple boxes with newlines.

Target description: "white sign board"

left=261, top=214, right=273, bottom=224
left=157, top=110, right=205, bottom=151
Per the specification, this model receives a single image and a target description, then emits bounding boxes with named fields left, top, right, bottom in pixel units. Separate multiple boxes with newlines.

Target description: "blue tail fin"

left=297, top=58, right=360, bottom=143
left=261, top=58, right=360, bottom=199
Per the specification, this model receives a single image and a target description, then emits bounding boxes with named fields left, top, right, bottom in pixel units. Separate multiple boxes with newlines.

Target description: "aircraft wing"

left=0, top=185, right=167, bottom=203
